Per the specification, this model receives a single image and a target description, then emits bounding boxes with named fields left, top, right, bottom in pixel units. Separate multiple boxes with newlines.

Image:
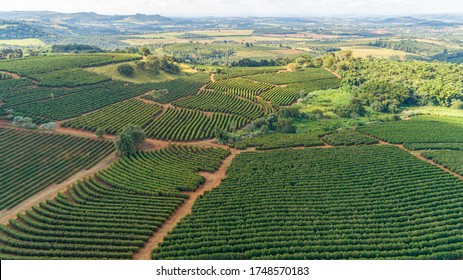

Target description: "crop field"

left=62, top=99, right=162, bottom=134
left=143, top=107, right=247, bottom=141
left=142, top=74, right=210, bottom=103
left=173, top=90, right=263, bottom=119
left=358, top=116, right=463, bottom=144
left=0, top=177, right=185, bottom=259
left=0, top=146, right=228, bottom=259
left=0, top=54, right=139, bottom=87
left=214, top=67, right=282, bottom=80
left=0, top=128, right=114, bottom=210
left=248, top=68, right=337, bottom=85
left=9, top=81, right=154, bottom=121
left=206, top=78, right=274, bottom=101
left=153, top=146, right=463, bottom=260
left=421, top=150, right=463, bottom=176
left=261, top=79, right=341, bottom=106
left=322, top=130, right=378, bottom=146
left=96, top=145, right=230, bottom=197
left=32, top=69, right=111, bottom=87
left=0, top=54, right=140, bottom=77
left=230, top=132, right=324, bottom=150
left=404, top=143, right=463, bottom=151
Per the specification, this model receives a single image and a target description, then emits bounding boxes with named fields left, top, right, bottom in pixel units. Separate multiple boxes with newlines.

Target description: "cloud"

left=3, top=0, right=463, bottom=16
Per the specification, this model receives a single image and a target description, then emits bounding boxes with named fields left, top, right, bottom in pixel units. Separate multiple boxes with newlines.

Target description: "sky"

left=2, top=0, right=463, bottom=17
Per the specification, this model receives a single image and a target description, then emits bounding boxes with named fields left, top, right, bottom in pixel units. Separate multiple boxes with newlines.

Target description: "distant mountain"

left=0, top=11, right=173, bottom=36
left=375, top=16, right=460, bottom=27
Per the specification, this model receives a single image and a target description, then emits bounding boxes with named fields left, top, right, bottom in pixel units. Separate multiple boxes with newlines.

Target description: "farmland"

left=357, top=116, right=463, bottom=144
left=173, top=90, right=263, bottom=119
left=321, top=130, right=378, bottom=146
left=62, top=99, right=163, bottom=134
left=421, top=151, right=463, bottom=176
left=230, top=132, right=323, bottom=150
left=0, top=128, right=114, bottom=210
left=0, top=145, right=229, bottom=259
left=142, top=74, right=211, bottom=103
left=143, top=107, right=247, bottom=141
left=1, top=18, right=463, bottom=264
left=153, top=146, right=463, bottom=260
left=9, top=81, right=154, bottom=121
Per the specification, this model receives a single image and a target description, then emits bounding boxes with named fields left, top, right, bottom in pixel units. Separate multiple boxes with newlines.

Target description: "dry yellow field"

left=0, top=38, right=45, bottom=46
left=341, top=46, right=410, bottom=59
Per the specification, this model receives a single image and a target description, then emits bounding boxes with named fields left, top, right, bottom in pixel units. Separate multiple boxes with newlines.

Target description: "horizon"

left=1, top=0, right=463, bottom=17
left=1, top=10, right=463, bottom=19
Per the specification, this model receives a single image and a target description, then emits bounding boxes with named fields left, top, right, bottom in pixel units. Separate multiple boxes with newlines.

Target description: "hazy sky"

left=3, top=0, right=463, bottom=17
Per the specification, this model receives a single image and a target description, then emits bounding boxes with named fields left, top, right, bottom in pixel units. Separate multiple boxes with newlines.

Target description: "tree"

left=12, top=116, right=36, bottom=129
left=115, top=125, right=146, bottom=157
left=279, top=107, right=300, bottom=119
left=140, top=46, right=151, bottom=57
left=39, top=122, right=57, bottom=130
left=117, top=64, right=135, bottom=77
left=335, top=98, right=366, bottom=118
left=275, top=118, right=297, bottom=133
left=260, top=125, right=270, bottom=135
left=311, top=109, right=324, bottom=120
left=214, top=128, right=229, bottom=144
left=95, top=127, right=105, bottom=139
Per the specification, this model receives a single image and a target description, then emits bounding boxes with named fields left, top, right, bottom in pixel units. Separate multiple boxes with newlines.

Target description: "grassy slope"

left=84, top=61, right=196, bottom=84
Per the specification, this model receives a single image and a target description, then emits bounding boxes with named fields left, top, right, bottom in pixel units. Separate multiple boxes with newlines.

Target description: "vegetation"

left=173, top=90, right=263, bottom=119
left=321, top=130, right=378, bottom=146
left=114, top=125, right=146, bottom=157
left=62, top=99, right=162, bottom=134
left=144, top=107, right=247, bottom=141
left=421, top=150, right=463, bottom=176
left=213, top=67, right=282, bottom=80
left=249, top=68, right=337, bottom=85
left=0, top=72, right=12, bottom=80
left=261, top=79, right=341, bottom=106
left=116, top=64, right=135, bottom=77
left=0, top=178, right=185, bottom=259
left=51, top=44, right=103, bottom=53
left=358, top=116, right=463, bottom=144
left=142, top=74, right=210, bottom=103
left=0, top=54, right=139, bottom=87
left=153, top=146, right=463, bottom=260
left=97, top=145, right=230, bottom=196
left=404, top=143, right=463, bottom=151
left=327, top=53, right=463, bottom=108
left=8, top=81, right=154, bottom=121
left=230, top=132, right=323, bottom=150
left=206, top=78, right=274, bottom=101
left=0, top=128, right=114, bottom=210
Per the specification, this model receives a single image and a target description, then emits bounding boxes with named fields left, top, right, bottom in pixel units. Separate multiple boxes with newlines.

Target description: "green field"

left=153, top=146, right=463, bottom=260
left=358, top=116, right=463, bottom=144
left=62, top=99, right=162, bottom=134
left=422, top=150, right=463, bottom=176
left=0, top=145, right=228, bottom=259
left=0, top=128, right=114, bottom=210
